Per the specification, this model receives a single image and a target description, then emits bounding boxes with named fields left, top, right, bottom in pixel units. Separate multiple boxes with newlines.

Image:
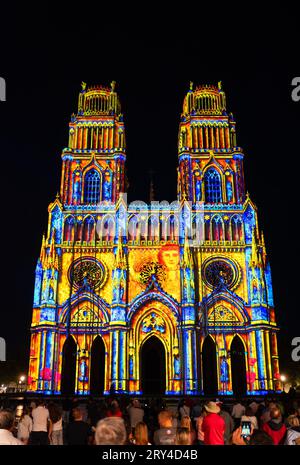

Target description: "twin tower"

left=28, top=81, right=281, bottom=396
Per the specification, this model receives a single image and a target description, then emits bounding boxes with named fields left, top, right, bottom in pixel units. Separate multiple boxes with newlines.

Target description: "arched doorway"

left=231, top=335, right=247, bottom=396
left=202, top=336, right=218, bottom=396
left=90, top=335, right=105, bottom=396
left=61, top=336, right=77, bottom=395
left=141, top=336, right=166, bottom=395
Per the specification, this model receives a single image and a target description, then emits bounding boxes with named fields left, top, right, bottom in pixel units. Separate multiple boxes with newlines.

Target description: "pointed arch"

left=64, top=215, right=75, bottom=242
left=140, top=335, right=166, bottom=395
left=148, top=215, right=159, bottom=241
left=83, top=168, right=101, bottom=204
left=90, top=335, right=106, bottom=396
left=204, top=167, right=222, bottom=203
left=97, top=214, right=115, bottom=241
left=61, top=335, right=77, bottom=395
left=202, top=335, right=218, bottom=396
left=230, top=334, right=247, bottom=396
left=231, top=215, right=243, bottom=242
left=167, top=214, right=179, bottom=241
left=83, top=215, right=95, bottom=242
left=128, top=215, right=138, bottom=241
left=211, top=215, right=224, bottom=241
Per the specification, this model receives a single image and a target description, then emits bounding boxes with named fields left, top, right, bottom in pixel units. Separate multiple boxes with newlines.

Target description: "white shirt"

left=0, top=429, right=24, bottom=445
left=32, top=406, right=49, bottom=432
left=52, top=418, right=63, bottom=431
left=128, top=406, right=144, bottom=428
left=231, top=404, right=245, bottom=418
left=17, top=415, right=33, bottom=440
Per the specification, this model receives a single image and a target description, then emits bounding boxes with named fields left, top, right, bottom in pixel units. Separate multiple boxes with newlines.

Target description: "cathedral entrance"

left=202, top=336, right=218, bottom=396
left=231, top=336, right=247, bottom=396
left=61, top=336, right=77, bottom=395
left=140, top=336, right=166, bottom=395
left=90, top=336, right=105, bottom=396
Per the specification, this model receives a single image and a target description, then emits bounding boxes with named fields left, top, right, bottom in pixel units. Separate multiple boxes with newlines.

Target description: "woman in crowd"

left=175, top=427, right=190, bottom=445
left=48, top=403, right=63, bottom=445
left=130, top=421, right=151, bottom=445
left=17, top=406, right=32, bottom=444
left=285, top=415, right=300, bottom=445
left=181, top=415, right=196, bottom=444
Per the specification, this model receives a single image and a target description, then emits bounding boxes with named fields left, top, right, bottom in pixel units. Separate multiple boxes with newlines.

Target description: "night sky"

left=0, top=8, right=299, bottom=383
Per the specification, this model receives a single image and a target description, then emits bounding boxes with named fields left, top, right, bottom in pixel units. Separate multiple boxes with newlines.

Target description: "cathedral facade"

left=28, top=81, right=281, bottom=396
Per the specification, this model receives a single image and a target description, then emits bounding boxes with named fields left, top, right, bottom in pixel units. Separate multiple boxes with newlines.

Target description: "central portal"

left=141, top=336, right=166, bottom=396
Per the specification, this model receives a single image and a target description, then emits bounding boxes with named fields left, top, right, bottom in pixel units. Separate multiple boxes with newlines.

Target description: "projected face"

left=158, top=246, right=179, bottom=271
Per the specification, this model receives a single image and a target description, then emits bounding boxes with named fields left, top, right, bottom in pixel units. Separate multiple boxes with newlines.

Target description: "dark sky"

left=0, top=7, right=299, bottom=381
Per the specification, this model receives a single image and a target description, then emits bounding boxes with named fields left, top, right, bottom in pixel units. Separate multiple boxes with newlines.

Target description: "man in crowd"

left=0, top=410, right=23, bottom=445
left=261, top=406, right=287, bottom=445
left=66, top=407, right=93, bottom=445
left=202, top=401, right=225, bottom=445
left=153, top=410, right=177, bottom=445
left=127, top=398, right=144, bottom=435
left=30, top=399, right=50, bottom=445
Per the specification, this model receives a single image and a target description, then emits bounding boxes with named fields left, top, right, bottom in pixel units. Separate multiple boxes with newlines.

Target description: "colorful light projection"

left=28, top=81, right=280, bottom=396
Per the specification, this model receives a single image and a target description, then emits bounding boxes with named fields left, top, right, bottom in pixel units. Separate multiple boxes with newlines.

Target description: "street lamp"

left=18, top=375, right=26, bottom=392
left=280, top=374, right=287, bottom=391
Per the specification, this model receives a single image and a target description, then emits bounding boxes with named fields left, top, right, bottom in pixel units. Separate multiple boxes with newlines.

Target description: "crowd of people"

left=0, top=394, right=299, bottom=446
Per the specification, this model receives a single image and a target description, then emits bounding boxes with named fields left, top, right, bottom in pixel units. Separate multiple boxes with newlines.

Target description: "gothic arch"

left=128, top=290, right=180, bottom=322
left=230, top=334, right=247, bottom=396
left=90, top=335, right=106, bottom=395
left=129, top=299, right=179, bottom=395
left=61, top=335, right=77, bottom=395
left=60, top=294, right=110, bottom=326
left=204, top=167, right=223, bottom=203
left=201, top=334, right=218, bottom=396
left=83, top=168, right=101, bottom=204
left=211, top=215, right=224, bottom=241
left=97, top=214, right=115, bottom=241
left=63, top=215, right=75, bottom=242
left=200, top=292, right=249, bottom=325
left=83, top=215, right=95, bottom=242
left=231, top=214, right=244, bottom=242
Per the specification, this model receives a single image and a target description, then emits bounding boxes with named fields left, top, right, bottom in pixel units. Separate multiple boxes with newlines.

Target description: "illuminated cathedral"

left=28, top=81, right=281, bottom=396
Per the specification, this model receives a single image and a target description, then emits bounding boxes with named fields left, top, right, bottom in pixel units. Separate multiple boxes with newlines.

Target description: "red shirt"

left=107, top=409, right=123, bottom=418
left=202, top=413, right=225, bottom=445
left=262, top=421, right=286, bottom=445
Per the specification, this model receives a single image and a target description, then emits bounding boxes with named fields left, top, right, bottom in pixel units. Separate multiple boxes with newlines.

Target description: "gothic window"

left=231, top=215, right=243, bottom=242
left=148, top=216, right=159, bottom=241
left=205, top=218, right=211, bottom=241
left=64, top=216, right=75, bottom=242
left=192, top=216, right=204, bottom=242
left=83, top=216, right=95, bottom=242
left=204, top=168, right=222, bottom=203
left=102, top=216, right=115, bottom=241
left=212, top=216, right=223, bottom=241
left=128, top=216, right=138, bottom=241
left=167, top=215, right=178, bottom=241
left=224, top=217, right=231, bottom=241
left=84, top=169, right=101, bottom=204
